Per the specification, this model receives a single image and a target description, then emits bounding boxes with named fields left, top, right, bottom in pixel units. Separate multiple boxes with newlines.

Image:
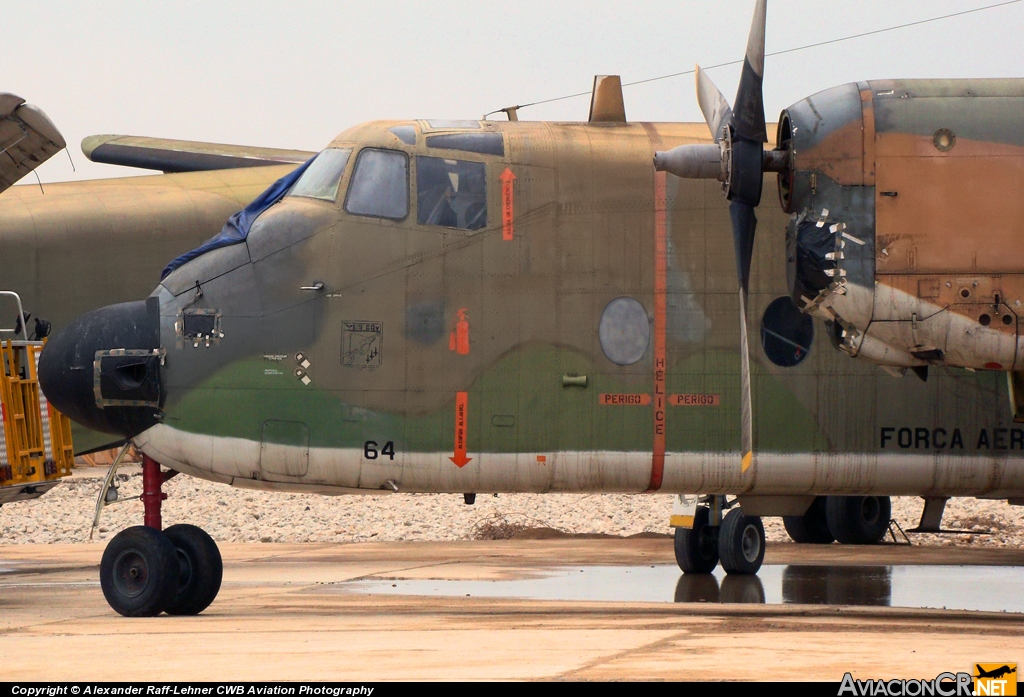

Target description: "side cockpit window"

left=388, top=125, right=417, bottom=145
left=416, top=156, right=486, bottom=230
left=288, top=148, right=352, bottom=201
left=345, top=149, right=409, bottom=220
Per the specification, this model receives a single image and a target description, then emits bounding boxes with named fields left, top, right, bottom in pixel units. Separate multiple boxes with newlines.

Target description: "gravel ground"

left=2, top=465, right=1023, bottom=547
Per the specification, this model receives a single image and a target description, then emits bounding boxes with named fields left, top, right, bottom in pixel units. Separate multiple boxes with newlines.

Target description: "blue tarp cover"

left=161, top=157, right=314, bottom=280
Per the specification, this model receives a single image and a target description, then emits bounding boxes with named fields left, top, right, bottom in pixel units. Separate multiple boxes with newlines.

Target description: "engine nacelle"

left=780, top=79, right=1024, bottom=372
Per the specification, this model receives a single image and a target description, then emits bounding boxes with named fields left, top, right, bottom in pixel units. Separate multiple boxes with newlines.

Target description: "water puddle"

left=342, top=564, right=1024, bottom=613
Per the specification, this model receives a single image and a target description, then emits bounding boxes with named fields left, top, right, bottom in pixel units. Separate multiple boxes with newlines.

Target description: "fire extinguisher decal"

left=449, top=308, right=470, bottom=355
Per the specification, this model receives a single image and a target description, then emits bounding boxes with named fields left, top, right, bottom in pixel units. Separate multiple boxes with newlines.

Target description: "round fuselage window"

left=599, top=297, right=650, bottom=366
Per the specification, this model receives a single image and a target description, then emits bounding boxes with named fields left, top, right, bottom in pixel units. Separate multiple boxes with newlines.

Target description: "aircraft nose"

left=39, top=298, right=164, bottom=439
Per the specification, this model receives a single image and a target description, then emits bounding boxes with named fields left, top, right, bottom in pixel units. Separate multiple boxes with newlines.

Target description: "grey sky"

left=7, top=0, right=1023, bottom=184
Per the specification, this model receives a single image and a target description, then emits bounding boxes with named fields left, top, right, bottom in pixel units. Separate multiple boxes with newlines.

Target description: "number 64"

left=364, top=441, right=396, bottom=460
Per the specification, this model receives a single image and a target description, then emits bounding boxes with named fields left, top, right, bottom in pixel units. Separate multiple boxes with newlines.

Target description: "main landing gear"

left=99, top=455, right=223, bottom=617
left=783, top=495, right=891, bottom=545
left=674, top=497, right=766, bottom=576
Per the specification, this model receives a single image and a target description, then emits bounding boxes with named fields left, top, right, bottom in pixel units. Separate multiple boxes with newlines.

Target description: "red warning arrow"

left=500, top=167, right=516, bottom=241
left=450, top=391, right=472, bottom=467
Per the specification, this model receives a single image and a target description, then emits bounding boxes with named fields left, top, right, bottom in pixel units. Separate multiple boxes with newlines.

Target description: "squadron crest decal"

left=342, top=320, right=382, bottom=368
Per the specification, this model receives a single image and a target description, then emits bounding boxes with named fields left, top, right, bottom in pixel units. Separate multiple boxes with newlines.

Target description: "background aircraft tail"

left=0, top=93, right=65, bottom=195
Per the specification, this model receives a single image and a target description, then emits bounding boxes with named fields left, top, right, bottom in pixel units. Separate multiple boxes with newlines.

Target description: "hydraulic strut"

left=141, top=455, right=166, bottom=530
left=141, top=454, right=178, bottom=530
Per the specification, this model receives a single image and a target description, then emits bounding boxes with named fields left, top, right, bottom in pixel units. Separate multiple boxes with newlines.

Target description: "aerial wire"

left=486, top=0, right=1022, bottom=117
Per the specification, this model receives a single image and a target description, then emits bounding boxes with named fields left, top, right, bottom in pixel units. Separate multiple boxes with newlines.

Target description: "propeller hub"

left=653, top=143, right=726, bottom=182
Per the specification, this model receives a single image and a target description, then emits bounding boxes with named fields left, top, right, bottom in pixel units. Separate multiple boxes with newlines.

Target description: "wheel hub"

left=697, top=526, right=718, bottom=560
left=113, top=549, right=149, bottom=598
left=741, top=523, right=762, bottom=562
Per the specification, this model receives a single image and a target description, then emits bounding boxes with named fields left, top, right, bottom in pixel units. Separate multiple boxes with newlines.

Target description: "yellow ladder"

left=0, top=340, right=74, bottom=486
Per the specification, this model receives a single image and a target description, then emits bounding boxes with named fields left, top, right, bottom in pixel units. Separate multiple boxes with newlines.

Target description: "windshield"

left=345, top=149, right=409, bottom=220
left=288, top=148, right=352, bottom=201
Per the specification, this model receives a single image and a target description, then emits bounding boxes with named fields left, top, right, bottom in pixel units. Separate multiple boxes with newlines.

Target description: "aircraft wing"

left=0, top=93, right=66, bottom=195
left=82, top=134, right=315, bottom=173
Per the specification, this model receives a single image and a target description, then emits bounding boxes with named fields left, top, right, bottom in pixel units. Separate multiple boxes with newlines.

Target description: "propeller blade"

left=729, top=200, right=757, bottom=293
left=731, top=0, right=768, bottom=144
left=738, top=286, right=754, bottom=473
left=695, top=65, right=732, bottom=144
left=730, top=200, right=757, bottom=473
left=657, top=0, right=770, bottom=474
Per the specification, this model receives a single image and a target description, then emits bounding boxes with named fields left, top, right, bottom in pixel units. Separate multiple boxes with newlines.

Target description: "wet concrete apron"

left=2, top=541, right=1023, bottom=680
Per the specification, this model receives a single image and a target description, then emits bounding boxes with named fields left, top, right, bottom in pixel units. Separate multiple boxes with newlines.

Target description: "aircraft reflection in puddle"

left=675, top=566, right=892, bottom=605
left=341, top=564, right=1024, bottom=612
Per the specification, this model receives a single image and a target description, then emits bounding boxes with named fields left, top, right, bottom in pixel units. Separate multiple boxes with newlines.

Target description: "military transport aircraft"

left=3, top=0, right=1022, bottom=617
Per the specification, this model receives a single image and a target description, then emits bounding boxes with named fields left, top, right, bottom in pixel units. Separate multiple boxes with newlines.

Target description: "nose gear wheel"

left=100, top=526, right=177, bottom=617
left=163, top=524, right=223, bottom=616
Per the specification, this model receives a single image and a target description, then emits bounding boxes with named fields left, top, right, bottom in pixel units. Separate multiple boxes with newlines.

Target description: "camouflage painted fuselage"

left=98, top=81, right=1024, bottom=500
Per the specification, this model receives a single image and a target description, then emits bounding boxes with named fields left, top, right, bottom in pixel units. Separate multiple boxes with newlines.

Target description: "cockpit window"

left=426, top=133, right=503, bottom=156
left=345, top=149, right=409, bottom=220
left=417, top=156, right=486, bottom=231
left=388, top=125, right=417, bottom=145
left=288, top=148, right=352, bottom=201
left=426, top=120, right=481, bottom=129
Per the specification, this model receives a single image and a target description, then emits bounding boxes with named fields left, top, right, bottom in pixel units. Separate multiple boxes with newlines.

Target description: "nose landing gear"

left=98, top=455, right=223, bottom=617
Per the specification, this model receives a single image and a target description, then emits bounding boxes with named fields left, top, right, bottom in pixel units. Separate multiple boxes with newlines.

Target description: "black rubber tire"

left=100, top=526, right=178, bottom=617
left=720, top=574, right=766, bottom=604
left=163, top=524, right=223, bottom=616
left=718, top=508, right=765, bottom=575
left=673, top=506, right=719, bottom=574
left=782, top=496, right=835, bottom=544
left=825, top=496, right=891, bottom=545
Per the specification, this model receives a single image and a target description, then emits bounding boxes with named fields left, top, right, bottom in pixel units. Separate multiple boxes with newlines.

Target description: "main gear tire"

left=782, top=496, right=835, bottom=544
left=718, top=508, right=765, bottom=575
left=100, top=526, right=178, bottom=617
left=163, top=524, right=223, bottom=616
left=673, top=506, right=719, bottom=574
left=825, top=496, right=891, bottom=545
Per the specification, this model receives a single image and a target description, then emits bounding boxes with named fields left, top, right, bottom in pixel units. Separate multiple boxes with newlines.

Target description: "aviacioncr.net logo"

left=839, top=672, right=973, bottom=696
